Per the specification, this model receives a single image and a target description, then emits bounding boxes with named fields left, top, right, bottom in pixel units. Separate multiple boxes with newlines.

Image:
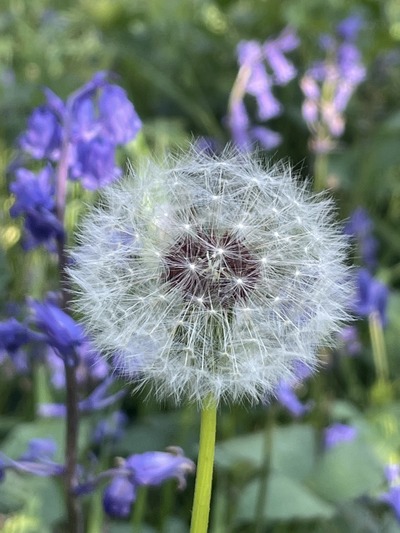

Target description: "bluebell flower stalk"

left=228, top=28, right=299, bottom=150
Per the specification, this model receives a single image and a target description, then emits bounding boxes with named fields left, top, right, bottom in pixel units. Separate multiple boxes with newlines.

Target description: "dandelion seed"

left=69, top=145, right=351, bottom=406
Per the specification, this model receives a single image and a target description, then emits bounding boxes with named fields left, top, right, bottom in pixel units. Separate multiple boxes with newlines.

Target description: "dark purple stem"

left=55, top=137, right=83, bottom=533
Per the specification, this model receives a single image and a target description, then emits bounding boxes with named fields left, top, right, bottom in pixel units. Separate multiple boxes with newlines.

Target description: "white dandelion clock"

left=69, top=145, right=351, bottom=406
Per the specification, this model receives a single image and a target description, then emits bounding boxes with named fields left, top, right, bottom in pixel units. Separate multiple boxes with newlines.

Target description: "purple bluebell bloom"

left=19, top=106, right=62, bottom=160
left=46, top=340, right=109, bottom=390
left=229, top=28, right=298, bottom=151
left=16, top=71, right=141, bottom=194
left=98, top=84, right=142, bottom=144
left=92, top=411, right=128, bottom=445
left=126, top=448, right=195, bottom=489
left=344, top=207, right=378, bottom=269
left=18, top=438, right=57, bottom=462
left=39, top=377, right=125, bottom=417
left=276, top=381, right=312, bottom=417
left=10, top=166, right=64, bottom=250
left=69, top=137, right=121, bottom=190
left=336, top=15, right=364, bottom=42
left=353, top=268, right=389, bottom=326
left=324, top=423, right=358, bottom=449
left=382, top=465, right=400, bottom=521
left=103, top=476, right=136, bottom=518
left=0, top=318, right=35, bottom=354
left=30, top=300, right=85, bottom=363
left=338, top=325, right=362, bottom=356
left=250, top=126, right=282, bottom=150
left=301, top=15, right=365, bottom=153
left=0, top=438, right=64, bottom=480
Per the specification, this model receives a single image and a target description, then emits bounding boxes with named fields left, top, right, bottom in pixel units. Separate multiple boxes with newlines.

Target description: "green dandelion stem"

left=190, top=400, right=217, bottom=533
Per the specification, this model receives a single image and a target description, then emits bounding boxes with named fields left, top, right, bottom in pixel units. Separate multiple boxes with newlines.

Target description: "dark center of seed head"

left=162, top=230, right=261, bottom=308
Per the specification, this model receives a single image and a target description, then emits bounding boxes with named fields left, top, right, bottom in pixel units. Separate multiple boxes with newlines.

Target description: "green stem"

left=131, top=486, right=148, bottom=532
left=190, top=401, right=217, bottom=533
left=313, top=151, right=328, bottom=193
left=254, top=408, right=274, bottom=533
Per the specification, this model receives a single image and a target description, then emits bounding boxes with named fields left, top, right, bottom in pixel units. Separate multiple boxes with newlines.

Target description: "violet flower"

left=353, top=268, right=389, bottom=326
left=92, top=411, right=128, bottom=446
left=100, top=448, right=195, bottom=518
left=344, top=207, right=378, bottom=270
left=0, top=438, right=64, bottom=480
left=11, top=72, right=142, bottom=249
left=338, top=325, right=362, bottom=356
left=381, top=465, right=400, bottom=521
left=30, top=300, right=85, bottom=364
left=103, top=476, right=136, bottom=518
left=228, top=27, right=298, bottom=150
left=275, top=361, right=314, bottom=417
left=9, top=166, right=64, bottom=250
left=46, top=340, right=109, bottom=390
left=324, top=422, right=357, bottom=449
left=300, top=14, right=366, bottom=153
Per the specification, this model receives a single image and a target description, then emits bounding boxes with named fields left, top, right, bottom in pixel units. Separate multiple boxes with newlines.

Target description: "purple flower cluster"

left=76, top=448, right=195, bottom=519
left=10, top=72, right=141, bottom=250
left=0, top=438, right=64, bottom=480
left=228, top=27, right=299, bottom=150
left=103, top=449, right=195, bottom=518
left=300, top=15, right=366, bottom=153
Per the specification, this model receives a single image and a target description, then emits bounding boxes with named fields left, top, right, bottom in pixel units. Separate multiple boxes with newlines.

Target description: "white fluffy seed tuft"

left=69, top=145, right=352, bottom=406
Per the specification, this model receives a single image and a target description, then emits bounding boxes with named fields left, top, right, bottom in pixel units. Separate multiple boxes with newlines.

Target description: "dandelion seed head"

left=69, top=145, right=352, bottom=406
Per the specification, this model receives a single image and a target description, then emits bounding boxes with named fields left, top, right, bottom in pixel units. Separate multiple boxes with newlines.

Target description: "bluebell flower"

left=99, top=448, right=195, bottom=518
left=344, top=208, right=378, bottom=269
left=0, top=318, right=35, bottom=353
left=103, top=476, right=136, bottom=518
left=0, top=318, right=44, bottom=373
left=9, top=166, right=64, bottom=250
left=16, top=71, right=141, bottom=194
left=46, top=340, right=109, bottom=390
left=18, top=438, right=57, bottom=462
left=69, top=137, right=121, bottom=190
left=301, top=15, right=365, bottom=154
left=30, top=300, right=85, bottom=363
left=338, top=325, right=362, bottom=356
left=19, top=106, right=62, bottom=161
left=98, top=84, right=142, bottom=144
left=336, top=14, right=364, bottom=42
left=39, top=377, right=125, bottom=416
left=275, top=380, right=312, bottom=417
left=0, top=438, right=64, bottom=480
left=229, top=28, right=298, bottom=151
left=353, top=268, right=389, bottom=326
left=382, top=465, right=400, bottom=521
left=92, top=411, right=128, bottom=445
left=324, top=423, right=357, bottom=449
left=126, top=448, right=195, bottom=489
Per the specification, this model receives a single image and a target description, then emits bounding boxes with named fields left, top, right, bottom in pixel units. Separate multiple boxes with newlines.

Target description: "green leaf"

left=307, top=440, right=384, bottom=503
left=215, top=423, right=316, bottom=481
left=236, top=472, right=335, bottom=523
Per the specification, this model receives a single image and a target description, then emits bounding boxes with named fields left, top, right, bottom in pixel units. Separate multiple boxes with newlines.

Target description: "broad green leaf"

left=215, top=424, right=316, bottom=481
left=307, top=440, right=384, bottom=503
left=236, top=472, right=335, bottom=523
